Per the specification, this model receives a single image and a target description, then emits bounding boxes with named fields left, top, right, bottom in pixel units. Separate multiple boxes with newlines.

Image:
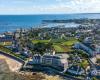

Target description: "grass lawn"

left=51, top=39, right=66, bottom=43
left=80, top=59, right=89, bottom=69
left=32, top=40, right=50, bottom=44
left=53, top=44, right=73, bottom=52
left=32, top=38, right=78, bottom=52
left=0, top=45, right=26, bottom=61
left=62, top=39, right=78, bottom=46
left=53, top=45, right=64, bottom=52
left=52, top=38, right=78, bottom=52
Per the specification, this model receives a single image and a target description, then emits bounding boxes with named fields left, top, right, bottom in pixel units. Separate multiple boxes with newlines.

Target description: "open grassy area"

left=51, top=39, right=66, bottom=43
left=53, top=45, right=64, bottom=52
left=0, top=42, right=12, bottom=46
left=32, top=40, right=50, bottom=44
left=62, top=39, right=78, bottom=46
left=32, top=38, right=78, bottom=52
left=53, top=44, right=72, bottom=52
left=52, top=38, right=78, bottom=52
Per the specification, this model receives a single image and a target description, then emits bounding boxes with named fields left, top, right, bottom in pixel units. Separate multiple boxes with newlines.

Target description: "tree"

left=46, top=42, right=53, bottom=50
left=80, top=60, right=89, bottom=69
left=80, top=59, right=89, bottom=77
left=33, top=42, right=45, bottom=55
left=92, top=77, right=97, bottom=80
left=33, top=42, right=52, bottom=55
left=97, top=58, right=100, bottom=64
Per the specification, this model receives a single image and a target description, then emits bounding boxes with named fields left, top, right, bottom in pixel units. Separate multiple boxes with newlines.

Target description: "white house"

left=84, top=37, right=93, bottom=44
left=67, top=65, right=85, bottom=75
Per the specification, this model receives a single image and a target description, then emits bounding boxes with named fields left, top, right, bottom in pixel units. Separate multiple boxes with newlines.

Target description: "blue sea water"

left=0, top=13, right=100, bottom=33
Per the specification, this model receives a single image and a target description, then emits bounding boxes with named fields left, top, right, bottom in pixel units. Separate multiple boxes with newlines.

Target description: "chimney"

left=53, top=50, right=55, bottom=55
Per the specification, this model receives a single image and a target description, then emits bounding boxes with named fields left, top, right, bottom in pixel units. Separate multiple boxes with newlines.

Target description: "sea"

left=0, top=13, right=100, bottom=33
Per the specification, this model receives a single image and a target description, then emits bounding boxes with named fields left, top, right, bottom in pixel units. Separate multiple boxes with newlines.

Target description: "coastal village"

left=0, top=19, right=100, bottom=80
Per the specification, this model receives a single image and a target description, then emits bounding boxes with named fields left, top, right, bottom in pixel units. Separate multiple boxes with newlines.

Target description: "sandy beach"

left=0, top=54, right=23, bottom=72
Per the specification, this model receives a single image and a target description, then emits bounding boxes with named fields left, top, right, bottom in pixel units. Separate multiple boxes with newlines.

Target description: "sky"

left=0, top=0, right=100, bottom=14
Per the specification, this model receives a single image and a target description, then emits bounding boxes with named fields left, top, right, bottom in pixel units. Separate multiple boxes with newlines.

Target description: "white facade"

left=95, top=45, right=100, bottom=54
left=74, top=42, right=94, bottom=56
left=33, top=54, right=69, bottom=70
left=33, top=54, right=42, bottom=64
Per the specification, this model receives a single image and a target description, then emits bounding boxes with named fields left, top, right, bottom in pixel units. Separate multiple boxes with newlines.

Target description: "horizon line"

left=0, top=13, right=100, bottom=15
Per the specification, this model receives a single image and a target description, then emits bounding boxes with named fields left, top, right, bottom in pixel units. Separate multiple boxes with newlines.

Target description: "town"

left=0, top=19, right=100, bottom=80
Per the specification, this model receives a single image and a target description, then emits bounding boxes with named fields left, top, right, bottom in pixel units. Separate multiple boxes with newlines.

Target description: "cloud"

left=0, top=0, right=100, bottom=14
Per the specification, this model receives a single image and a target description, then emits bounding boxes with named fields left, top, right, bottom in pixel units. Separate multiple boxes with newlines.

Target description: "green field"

left=62, top=39, right=78, bottom=46
left=53, top=44, right=72, bottom=52
left=32, top=40, right=50, bottom=44
left=32, top=38, right=78, bottom=52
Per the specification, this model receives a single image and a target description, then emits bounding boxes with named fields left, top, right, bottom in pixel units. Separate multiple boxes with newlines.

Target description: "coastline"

left=0, top=14, right=100, bottom=33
